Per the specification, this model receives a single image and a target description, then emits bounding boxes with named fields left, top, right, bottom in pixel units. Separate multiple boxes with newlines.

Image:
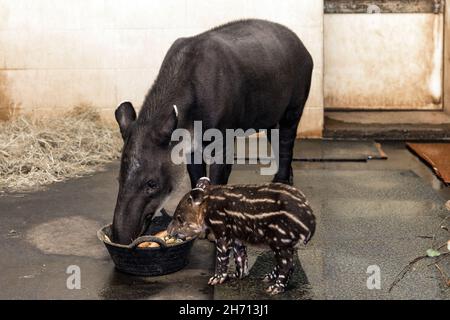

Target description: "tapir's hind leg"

left=266, top=247, right=295, bottom=295
left=272, top=109, right=302, bottom=185
left=272, top=71, right=312, bottom=185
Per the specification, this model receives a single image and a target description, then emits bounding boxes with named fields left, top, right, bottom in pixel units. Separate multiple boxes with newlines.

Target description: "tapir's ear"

left=189, top=188, right=205, bottom=206
left=156, top=105, right=178, bottom=146
left=115, top=101, right=136, bottom=140
left=196, top=177, right=211, bottom=190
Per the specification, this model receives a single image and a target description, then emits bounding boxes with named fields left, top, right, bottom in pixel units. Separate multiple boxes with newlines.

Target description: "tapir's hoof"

left=272, top=177, right=293, bottom=186
left=272, top=167, right=294, bottom=186
left=266, top=283, right=286, bottom=295
left=208, top=273, right=228, bottom=286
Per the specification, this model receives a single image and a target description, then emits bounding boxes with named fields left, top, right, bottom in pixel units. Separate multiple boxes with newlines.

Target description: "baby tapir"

left=167, top=177, right=316, bottom=295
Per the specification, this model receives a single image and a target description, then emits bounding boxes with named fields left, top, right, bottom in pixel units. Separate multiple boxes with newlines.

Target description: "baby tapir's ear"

left=195, top=177, right=211, bottom=190
left=189, top=188, right=205, bottom=206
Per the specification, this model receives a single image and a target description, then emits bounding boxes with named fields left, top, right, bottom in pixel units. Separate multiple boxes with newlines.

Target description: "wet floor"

left=220, top=168, right=449, bottom=299
left=0, top=141, right=449, bottom=299
left=0, top=161, right=214, bottom=300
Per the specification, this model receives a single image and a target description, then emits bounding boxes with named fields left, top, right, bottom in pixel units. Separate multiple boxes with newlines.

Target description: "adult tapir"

left=112, top=19, right=313, bottom=244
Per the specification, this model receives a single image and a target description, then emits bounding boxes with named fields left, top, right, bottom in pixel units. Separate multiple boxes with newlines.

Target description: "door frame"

left=444, top=0, right=450, bottom=115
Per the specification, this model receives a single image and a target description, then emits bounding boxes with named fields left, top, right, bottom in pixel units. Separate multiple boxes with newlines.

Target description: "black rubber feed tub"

left=98, top=210, right=196, bottom=276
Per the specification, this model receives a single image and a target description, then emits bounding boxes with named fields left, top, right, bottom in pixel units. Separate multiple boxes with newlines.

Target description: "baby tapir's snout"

left=170, top=177, right=316, bottom=295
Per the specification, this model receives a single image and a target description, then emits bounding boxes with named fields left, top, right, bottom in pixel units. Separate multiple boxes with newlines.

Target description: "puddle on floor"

left=25, top=216, right=107, bottom=258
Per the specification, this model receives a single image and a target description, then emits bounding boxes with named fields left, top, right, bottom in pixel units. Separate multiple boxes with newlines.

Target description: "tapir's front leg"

left=209, top=163, right=233, bottom=185
left=208, top=237, right=232, bottom=285
left=186, top=152, right=206, bottom=188
left=208, top=143, right=233, bottom=185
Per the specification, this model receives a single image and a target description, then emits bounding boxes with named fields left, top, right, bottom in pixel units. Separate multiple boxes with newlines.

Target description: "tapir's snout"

left=166, top=214, right=204, bottom=241
left=112, top=203, right=143, bottom=245
left=112, top=207, right=158, bottom=244
left=111, top=188, right=163, bottom=244
left=111, top=176, right=177, bottom=244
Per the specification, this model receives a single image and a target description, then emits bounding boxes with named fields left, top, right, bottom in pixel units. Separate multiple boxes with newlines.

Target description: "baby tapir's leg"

left=208, top=237, right=232, bottom=285
left=262, top=265, right=279, bottom=282
left=233, top=240, right=249, bottom=279
left=266, top=247, right=295, bottom=295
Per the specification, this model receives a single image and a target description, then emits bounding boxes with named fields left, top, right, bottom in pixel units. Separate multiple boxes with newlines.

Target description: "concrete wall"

left=0, top=0, right=324, bottom=137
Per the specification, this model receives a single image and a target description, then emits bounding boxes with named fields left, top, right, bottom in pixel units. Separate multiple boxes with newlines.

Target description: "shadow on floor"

left=215, top=249, right=313, bottom=300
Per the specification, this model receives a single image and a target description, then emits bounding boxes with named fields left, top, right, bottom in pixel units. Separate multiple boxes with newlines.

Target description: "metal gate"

left=324, top=0, right=445, bottom=110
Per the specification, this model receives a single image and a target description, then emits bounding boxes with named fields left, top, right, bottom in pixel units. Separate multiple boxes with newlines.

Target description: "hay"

left=0, top=105, right=122, bottom=193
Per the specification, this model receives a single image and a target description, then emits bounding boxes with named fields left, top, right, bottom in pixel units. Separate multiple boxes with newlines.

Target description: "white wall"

left=0, top=0, right=323, bottom=136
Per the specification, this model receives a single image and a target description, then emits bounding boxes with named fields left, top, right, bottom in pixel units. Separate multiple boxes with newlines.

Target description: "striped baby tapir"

left=167, top=177, right=316, bottom=295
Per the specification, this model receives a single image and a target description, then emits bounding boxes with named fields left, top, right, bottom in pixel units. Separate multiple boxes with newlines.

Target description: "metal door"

left=324, top=0, right=444, bottom=110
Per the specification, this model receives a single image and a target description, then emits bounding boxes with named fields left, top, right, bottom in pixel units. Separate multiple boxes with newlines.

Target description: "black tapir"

left=113, top=19, right=313, bottom=244
left=167, top=177, right=316, bottom=295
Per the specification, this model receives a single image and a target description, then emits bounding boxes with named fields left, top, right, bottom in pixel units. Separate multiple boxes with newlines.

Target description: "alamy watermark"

left=170, top=121, right=279, bottom=175
left=66, top=265, right=81, bottom=290
left=366, top=265, right=381, bottom=290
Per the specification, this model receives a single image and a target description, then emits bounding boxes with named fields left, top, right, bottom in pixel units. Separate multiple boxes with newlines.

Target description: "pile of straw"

left=0, top=106, right=122, bottom=193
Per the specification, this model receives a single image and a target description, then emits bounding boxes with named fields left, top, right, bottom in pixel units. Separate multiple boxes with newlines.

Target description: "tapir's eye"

left=147, top=180, right=157, bottom=188
left=145, top=180, right=159, bottom=192
left=176, top=215, right=183, bottom=223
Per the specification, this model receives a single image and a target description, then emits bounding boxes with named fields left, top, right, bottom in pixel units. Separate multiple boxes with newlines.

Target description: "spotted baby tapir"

left=167, top=177, right=316, bottom=295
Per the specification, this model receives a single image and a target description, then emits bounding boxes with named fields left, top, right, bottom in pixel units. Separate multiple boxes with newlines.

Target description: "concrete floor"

left=0, top=141, right=449, bottom=299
